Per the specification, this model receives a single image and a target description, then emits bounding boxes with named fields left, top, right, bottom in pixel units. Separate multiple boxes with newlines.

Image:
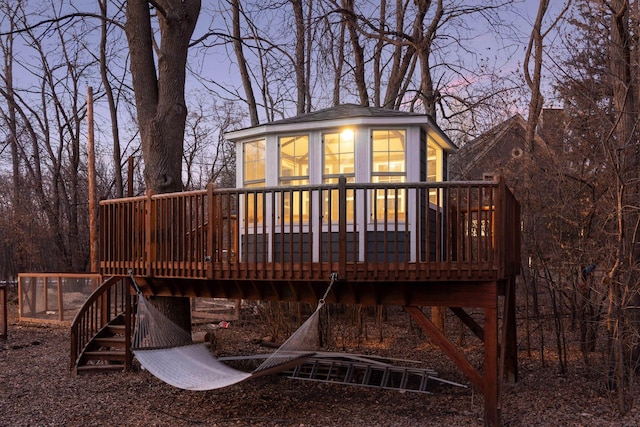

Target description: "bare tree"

left=550, top=0, right=640, bottom=413
left=522, top=0, right=572, bottom=373
left=98, top=0, right=126, bottom=197
left=341, top=0, right=369, bottom=106
left=124, top=0, right=201, bottom=331
left=602, top=0, right=639, bottom=414
left=0, top=1, right=103, bottom=273
left=291, top=0, right=308, bottom=114
left=231, top=0, right=259, bottom=126
left=182, top=97, right=242, bottom=190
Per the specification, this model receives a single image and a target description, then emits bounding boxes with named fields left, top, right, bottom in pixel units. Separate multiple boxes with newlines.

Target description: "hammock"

left=130, top=273, right=335, bottom=391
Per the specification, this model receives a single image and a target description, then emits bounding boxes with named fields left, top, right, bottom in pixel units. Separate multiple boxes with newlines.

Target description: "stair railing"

left=70, top=276, right=134, bottom=371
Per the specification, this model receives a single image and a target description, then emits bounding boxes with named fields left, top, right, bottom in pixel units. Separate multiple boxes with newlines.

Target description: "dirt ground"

left=2, top=291, right=640, bottom=427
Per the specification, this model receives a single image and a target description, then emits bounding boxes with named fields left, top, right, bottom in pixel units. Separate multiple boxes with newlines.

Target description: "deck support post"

left=0, top=283, right=7, bottom=340
left=405, top=280, right=504, bottom=427
left=124, top=280, right=133, bottom=370
left=145, top=191, right=155, bottom=278
left=338, top=176, right=347, bottom=278
left=502, top=276, right=518, bottom=383
left=206, top=183, right=216, bottom=280
left=484, top=293, right=500, bottom=426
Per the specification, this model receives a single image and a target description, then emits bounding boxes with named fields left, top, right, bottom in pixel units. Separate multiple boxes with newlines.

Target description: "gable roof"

left=452, top=113, right=554, bottom=180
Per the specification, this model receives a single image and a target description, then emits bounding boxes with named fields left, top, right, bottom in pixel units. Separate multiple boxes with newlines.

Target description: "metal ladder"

left=284, top=358, right=465, bottom=394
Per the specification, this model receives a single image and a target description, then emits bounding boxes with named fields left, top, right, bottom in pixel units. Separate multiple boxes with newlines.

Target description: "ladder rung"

left=380, top=367, right=390, bottom=388
left=344, top=364, right=354, bottom=383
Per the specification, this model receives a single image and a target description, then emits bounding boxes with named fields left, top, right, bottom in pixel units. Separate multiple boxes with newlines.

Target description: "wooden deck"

left=96, top=176, right=520, bottom=426
left=100, top=177, right=520, bottom=304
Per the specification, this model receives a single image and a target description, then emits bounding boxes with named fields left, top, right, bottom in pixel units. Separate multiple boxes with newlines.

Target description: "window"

left=279, top=135, right=309, bottom=185
left=372, top=130, right=406, bottom=221
left=243, top=140, right=266, bottom=224
left=243, top=140, right=266, bottom=186
left=279, top=135, right=309, bottom=222
left=323, top=130, right=355, bottom=221
left=372, top=129, right=406, bottom=178
left=427, top=141, right=441, bottom=204
left=323, top=130, right=355, bottom=182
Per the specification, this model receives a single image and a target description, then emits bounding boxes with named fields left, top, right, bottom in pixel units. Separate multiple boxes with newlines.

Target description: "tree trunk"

left=99, top=0, right=124, bottom=197
left=607, top=0, right=638, bottom=414
left=292, top=0, right=307, bottom=114
left=125, top=0, right=201, bottom=332
left=332, top=16, right=346, bottom=106
left=232, top=0, right=259, bottom=126
left=342, top=0, right=369, bottom=106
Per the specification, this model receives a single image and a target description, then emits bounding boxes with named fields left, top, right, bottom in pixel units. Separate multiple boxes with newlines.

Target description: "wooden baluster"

left=338, top=176, right=347, bottom=279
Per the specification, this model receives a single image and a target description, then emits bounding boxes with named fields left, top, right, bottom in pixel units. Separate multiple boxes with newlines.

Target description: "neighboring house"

left=451, top=109, right=563, bottom=187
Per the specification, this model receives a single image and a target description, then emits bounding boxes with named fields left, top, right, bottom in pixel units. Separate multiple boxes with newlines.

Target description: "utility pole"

left=87, top=86, right=99, bottom=275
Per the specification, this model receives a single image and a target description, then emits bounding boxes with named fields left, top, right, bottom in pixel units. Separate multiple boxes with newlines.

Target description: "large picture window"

left=279, top=135, right=309, bottom=185
left=323, top=130, right=355, bottom=221
left=427, top=141, right=442, bottom=204
left=372, top=129, right=406, bottom=179
left=279, top=135, right=309, bottom=222
left=243, top=140, right=265, bottom=186
left=372, top=130, right=406, bottom=221
left=243, top=140, right=266, bottom=224
left=323, top=130, right=355, bottom=182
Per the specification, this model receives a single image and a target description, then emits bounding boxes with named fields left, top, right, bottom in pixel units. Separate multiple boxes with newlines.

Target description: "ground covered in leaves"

left=2, top=292, right=640, bottom=426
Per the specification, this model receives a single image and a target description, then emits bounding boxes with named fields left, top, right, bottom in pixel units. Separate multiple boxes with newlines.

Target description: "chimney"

left=538, top=108, right=565, bottom=148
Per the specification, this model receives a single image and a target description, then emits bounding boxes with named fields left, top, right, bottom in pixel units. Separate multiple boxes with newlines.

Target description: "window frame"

left=278, top=134, right=310, bottom=187
left=370, top=129, right=407, bottom=222
left=322, top=130, right=356, bottom=222
left=278, top=134, right=310, bottom=223
left=242, top=139, right=267, bottom=225
left=242, top=139, right=266, bottom=187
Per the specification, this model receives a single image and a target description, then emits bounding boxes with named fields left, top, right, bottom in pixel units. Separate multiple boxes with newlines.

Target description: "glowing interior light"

left=340, top=129, right=354, bottom=141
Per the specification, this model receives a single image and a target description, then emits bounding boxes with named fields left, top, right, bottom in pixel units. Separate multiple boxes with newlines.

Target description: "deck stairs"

left=281, top=357, right=466, bottom=393
left=75, top=314, right=128, bottom=374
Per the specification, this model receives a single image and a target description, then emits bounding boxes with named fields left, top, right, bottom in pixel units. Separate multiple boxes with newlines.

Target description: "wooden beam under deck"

left=132, top=277, right=501, bottom=308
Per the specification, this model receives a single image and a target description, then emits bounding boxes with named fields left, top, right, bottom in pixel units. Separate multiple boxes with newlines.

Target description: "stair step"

left=76, top=364, right=125, bottom=374
left=106, top=324, right=126, bottom=335
left=83, top=350, right=126, bottom=361
left=94, top=337, right=127, bottom=348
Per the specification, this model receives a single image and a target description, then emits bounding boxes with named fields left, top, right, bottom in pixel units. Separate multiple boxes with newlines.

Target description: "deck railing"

left=69, top=276, right=133, bottom=370
left=100, top=178, right=520, bottom=283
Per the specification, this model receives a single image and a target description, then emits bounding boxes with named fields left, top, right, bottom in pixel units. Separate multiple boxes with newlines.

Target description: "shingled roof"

left=225, top=103, right=457, bottom=152
left=271, top=104, right=427, bottom=125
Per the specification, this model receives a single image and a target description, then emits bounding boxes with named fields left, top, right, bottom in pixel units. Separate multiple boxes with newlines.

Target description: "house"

left=73, top=104, right=521, bottom=427
left=224, top=104, right=458, bottom=264
left=451, top=109, right=563, bottom=186
left=226, top=103, right=457, bottom=189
